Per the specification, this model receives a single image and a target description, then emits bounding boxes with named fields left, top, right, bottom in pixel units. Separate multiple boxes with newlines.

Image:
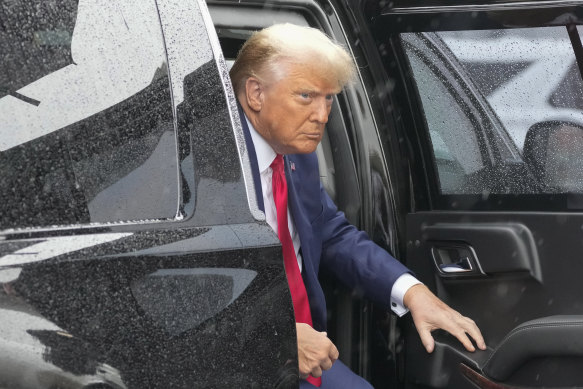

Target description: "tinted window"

left=403, top=26, right=583, bottom=197
left=549, top=62, right=583, bottom=110
left=439, top=27, right=583, bottom=151
left=0, top=1, right=177, bottom=229
left=404, top=41, right=485, bottom=194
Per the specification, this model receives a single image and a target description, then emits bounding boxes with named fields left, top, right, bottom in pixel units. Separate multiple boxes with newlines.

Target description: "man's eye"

left=325, top=94, right=333, bottom=101
left=300, top=93, right=310, bottom=99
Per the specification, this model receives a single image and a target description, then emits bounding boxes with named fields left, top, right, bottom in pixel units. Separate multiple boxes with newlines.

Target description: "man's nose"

left=310, top=98, right=330, bottom=124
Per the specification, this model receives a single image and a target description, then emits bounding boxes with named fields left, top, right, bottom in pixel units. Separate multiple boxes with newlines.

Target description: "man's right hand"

left=296, top=322, right=339, bottom=379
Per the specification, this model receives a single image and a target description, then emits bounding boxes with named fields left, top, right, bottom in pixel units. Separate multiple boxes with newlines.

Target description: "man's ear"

left=244, top=77, right=263, bottom=112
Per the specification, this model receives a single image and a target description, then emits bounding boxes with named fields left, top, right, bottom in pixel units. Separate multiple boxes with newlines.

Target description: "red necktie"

left=271, top=154, right=321, bottom=387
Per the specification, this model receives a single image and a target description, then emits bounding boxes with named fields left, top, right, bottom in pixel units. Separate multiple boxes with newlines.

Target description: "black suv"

left=1, top=0, right=583, bottom=388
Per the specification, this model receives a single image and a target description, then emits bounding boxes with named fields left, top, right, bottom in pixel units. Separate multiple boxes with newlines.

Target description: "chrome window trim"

left=195, top=0, right=265, bottom=222
left=154, top=0, right=184, bottom=221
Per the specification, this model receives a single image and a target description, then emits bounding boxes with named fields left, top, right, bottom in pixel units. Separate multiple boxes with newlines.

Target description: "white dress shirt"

left=246, top=116, right=420, bottom=317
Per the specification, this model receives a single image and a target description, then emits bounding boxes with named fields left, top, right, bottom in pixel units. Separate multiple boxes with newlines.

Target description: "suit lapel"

left=285, top=155, right=314, bottom=259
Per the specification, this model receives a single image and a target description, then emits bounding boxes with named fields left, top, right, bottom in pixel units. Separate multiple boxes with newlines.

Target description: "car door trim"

left=382, top=1, right=583, bottom=15
left=195, top=0, right=265, bottom=221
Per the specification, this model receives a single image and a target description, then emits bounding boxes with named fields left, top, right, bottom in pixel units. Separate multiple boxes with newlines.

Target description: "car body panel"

left=0, top=0, right=297, bottom=387
left=0, top=225, right=297, bottom=388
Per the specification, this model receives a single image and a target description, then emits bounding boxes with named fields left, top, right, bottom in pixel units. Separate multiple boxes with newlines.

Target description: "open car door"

left=369, top=1, right=583, bottom=388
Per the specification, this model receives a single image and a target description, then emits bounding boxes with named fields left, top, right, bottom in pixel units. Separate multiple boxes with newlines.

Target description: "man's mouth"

left=305, top=133, right=322, bottom=140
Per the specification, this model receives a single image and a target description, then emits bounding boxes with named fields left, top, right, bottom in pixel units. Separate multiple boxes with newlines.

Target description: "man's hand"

left=296, top=322, right=339, bottom=378
left=403, top=284, right=487, bottom=353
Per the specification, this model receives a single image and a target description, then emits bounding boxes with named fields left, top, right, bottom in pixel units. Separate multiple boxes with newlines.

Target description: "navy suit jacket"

left=239, top=108, right=410, bottom=331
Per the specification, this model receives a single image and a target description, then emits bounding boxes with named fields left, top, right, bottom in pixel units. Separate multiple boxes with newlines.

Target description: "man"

left=230, top=24, right=486, bottom=388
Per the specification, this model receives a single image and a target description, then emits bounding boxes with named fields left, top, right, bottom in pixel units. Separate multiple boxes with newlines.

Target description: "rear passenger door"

left=370, top=3, right=583, bottom=388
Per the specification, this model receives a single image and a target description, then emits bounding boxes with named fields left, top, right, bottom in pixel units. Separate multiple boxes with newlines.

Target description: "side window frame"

left=156, top=0, right=261, bottom=226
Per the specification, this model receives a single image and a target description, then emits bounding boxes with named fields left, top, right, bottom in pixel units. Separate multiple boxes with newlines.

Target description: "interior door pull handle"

left=439, top=257, right=473, bottom=273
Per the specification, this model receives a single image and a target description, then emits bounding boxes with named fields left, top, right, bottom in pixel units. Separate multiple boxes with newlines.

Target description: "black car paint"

left=2, top=0, right=583, bottom=388
left=0, top=0, right=298, bottom=387
left=0, top=225, right=297, bottom=388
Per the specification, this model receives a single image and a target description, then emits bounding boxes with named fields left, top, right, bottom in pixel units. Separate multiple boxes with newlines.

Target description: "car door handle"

left=431, top=245, right=485, bottom=277
left=438, top=256, right=474, bottom=273
left=423, top=223, right=541, bottom=281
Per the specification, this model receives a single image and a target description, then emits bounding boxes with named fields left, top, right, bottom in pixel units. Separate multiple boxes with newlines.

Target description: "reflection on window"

left=439, top=27, right=583, bottom=151
left=402, top=27, right=583, bottom=197
left=549, top=62, right=583, bottom=110
left=0, top=0, right=178, bottom=229
left=403, top=39, right=485, bottom=194
left=459, top=61, right=531, bottom=97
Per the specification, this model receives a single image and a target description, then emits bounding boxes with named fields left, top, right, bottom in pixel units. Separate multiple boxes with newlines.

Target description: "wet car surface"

left=1, top=0, right=583, bottom=388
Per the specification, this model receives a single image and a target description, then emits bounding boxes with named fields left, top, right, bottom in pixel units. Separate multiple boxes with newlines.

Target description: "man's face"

left=253, top=61, right=341, bottom=155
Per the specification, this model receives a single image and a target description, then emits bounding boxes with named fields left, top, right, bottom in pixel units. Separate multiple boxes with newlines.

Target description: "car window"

left=404, top=43, right=485, bottom=194
left=0, top=0, right=178, bottom=229
left=549, top=61, right=583, bottom=110
left=438, top=27, right=583, bottom=151
left=402, top=26, right=583, bottom=197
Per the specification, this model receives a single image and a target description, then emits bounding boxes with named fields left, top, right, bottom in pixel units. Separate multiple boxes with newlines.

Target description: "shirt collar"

left=246, top=115, right=277, bottom=174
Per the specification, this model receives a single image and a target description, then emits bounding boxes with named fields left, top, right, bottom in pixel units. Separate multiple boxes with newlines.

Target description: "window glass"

left=438, top=27, right=582, bottom=152
left=403, top=26, right=583, bottom=197
left=403, top=35, right=488, bottom=194
left=545, top=124, right=583, bottom=191
left=0, top=0, right=177, bottom=229
left=549, top=62, right=583, bottom=110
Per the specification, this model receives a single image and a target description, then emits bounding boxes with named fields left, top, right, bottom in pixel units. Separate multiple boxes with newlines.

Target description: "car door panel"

left=482, top=315, right=583, bottom=382
left=365, top=3, right=583, bottom=388
left=421, top=220, right=541, bottom=280
left=407, top=211, right=583, bottom=388
left=1, top=225, right=297, bottom=388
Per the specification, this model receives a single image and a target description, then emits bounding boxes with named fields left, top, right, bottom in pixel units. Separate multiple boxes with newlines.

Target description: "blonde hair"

left=230, top=23, right=355, bottom=95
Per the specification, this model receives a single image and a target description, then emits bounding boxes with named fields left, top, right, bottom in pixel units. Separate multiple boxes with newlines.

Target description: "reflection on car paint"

left=0, top=0, right=166, bottom=152
left=0, top=309, right=127, bottom=389
left=132, top=268, right=258, bottom=336
left=0, top=233, right=132, bottom=267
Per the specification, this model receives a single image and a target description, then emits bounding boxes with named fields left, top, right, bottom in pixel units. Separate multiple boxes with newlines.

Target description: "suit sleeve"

left=318, top=183, right=412, bottom=308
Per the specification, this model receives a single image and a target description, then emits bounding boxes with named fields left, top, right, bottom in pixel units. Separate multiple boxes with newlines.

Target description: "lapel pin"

left=290, top=162, right=296, bottom=171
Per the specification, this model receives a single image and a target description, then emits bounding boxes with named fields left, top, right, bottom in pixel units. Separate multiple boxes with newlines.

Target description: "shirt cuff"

left=390, top=273, right=422, bottom=317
